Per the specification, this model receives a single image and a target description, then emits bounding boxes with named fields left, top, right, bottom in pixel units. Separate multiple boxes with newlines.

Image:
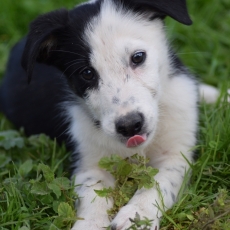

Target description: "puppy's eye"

left=80, top=68, right=95, bottom=81
left=131, top=52, right=146, bottom=65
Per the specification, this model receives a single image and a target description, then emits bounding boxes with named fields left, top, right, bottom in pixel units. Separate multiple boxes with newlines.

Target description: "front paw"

left=71, top=213, right=110, bottom=230
left=110, top=204, right=160, bottom=230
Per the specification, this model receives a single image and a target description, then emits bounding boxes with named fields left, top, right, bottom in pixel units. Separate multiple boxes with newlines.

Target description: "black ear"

left=123, top=0, right=192, bottom=25
left=21, top=9, right=69, bottom=83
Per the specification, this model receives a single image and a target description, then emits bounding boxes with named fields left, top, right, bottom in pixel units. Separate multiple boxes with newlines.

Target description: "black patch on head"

left=21, top=1, right=102, bottom=98
left=113, top=0, right=192, bottom=25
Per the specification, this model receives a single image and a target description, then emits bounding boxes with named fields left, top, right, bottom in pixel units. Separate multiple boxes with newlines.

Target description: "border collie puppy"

left=0, top=0, right=221, bottom=229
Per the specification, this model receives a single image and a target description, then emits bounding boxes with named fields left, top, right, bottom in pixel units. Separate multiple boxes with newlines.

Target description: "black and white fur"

left=0, top=0, right=225, bottom=229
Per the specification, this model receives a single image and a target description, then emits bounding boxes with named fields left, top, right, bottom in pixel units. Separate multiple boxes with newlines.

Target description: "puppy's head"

left=21, top=0, right=192, bottom=149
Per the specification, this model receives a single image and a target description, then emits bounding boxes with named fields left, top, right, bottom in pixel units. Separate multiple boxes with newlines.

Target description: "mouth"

left=126, top=133, right=148, bottom=148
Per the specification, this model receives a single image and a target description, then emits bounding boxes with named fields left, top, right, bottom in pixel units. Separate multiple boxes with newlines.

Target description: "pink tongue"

left=126, top=134, right=147, bottom=148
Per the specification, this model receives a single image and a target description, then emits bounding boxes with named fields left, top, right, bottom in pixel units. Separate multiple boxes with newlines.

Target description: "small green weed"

left=126, top=212, right=153, bottom=230
left=190, top=189, right=230, bottom=230
left=95, top=154, right=158, bottom=222
left=0, top=128, right=77, bottom=230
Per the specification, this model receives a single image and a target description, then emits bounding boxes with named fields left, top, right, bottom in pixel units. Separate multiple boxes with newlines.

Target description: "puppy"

left=0, top=0, right=221, bottom=229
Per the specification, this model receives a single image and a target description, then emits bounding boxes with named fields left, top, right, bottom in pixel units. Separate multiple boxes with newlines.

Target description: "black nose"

left=115, top=112, right=144, bottom=137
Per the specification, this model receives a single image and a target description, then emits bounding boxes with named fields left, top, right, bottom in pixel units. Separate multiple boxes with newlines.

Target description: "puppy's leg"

left=199, top=83, right=230, bottom=103
left=111, top=155, right=190, bottom=230
left=72, top=168, right=114, bottom=230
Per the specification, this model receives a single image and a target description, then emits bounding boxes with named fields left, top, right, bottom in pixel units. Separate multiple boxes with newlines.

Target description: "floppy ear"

left=21, top=9, right=69, bottom=83
left=123, top=0, right=192, bottom=25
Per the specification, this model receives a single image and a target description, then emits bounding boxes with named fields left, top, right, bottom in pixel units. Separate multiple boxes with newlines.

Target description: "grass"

left=0, top=0, right=230, bottom=229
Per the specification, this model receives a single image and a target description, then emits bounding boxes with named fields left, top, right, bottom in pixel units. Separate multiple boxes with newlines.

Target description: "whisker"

left=68, top=65, right=86, bottom=79
left=51, top=49, right=88, bottom=59
left=72, top=43, right=89, bottom=51
left=62, top=61, right=86, bottom=78
left=64, top=59, right=86, bottom=66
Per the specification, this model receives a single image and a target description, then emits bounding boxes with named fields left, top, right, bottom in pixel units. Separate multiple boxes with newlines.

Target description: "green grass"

left=0, top=0, right=230, bottom=229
